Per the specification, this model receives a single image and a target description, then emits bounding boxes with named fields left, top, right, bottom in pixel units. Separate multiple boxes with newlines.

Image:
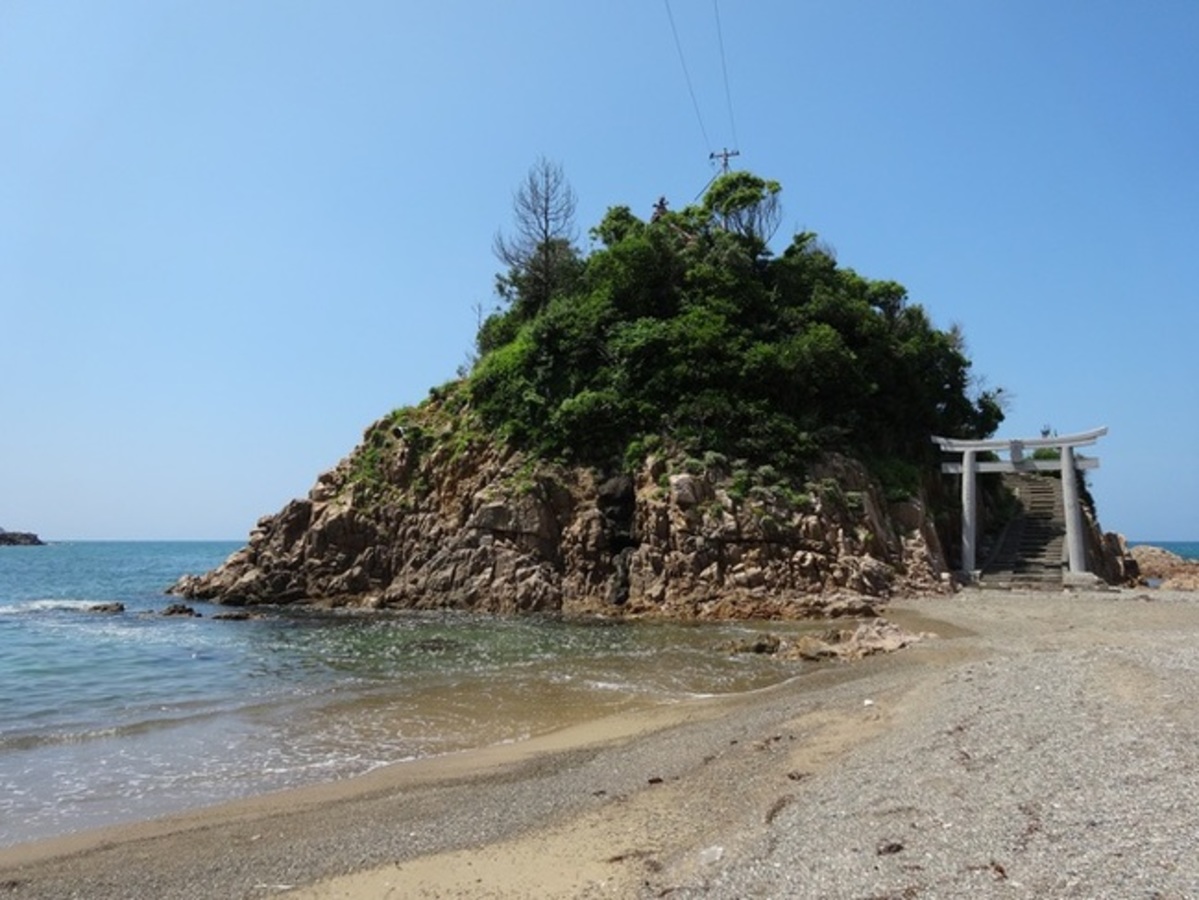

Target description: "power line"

left=712, top=0, right=739, bottom=152
left=692, top=168, right=721, bottom=203
left=663, top=0, right=711, bottom=152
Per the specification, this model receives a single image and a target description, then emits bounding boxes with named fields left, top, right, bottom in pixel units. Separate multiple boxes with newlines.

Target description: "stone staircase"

left=979, top=473, right=1066, bottom=588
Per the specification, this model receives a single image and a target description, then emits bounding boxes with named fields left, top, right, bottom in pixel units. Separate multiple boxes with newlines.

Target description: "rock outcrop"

left=782, top=618, right=932, bottom=661
left=0, top=528, right=44, bottom=546
left=725, top=618, right=932, bottom=660
left=171, top=401, right=952, bottom=618
left=1129, top=544, right=1199, bottom=591
left=1083, top=506, right=1140, bottom=586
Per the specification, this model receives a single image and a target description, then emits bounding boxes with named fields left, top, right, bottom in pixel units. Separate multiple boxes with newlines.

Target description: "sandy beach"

left=3, top=587, right=1198, bottom=898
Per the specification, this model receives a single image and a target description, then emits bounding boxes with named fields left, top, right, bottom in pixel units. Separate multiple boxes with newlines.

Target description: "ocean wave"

left=0, top=706, right=236, bottom=754
left=0, top=598, right=100, bottom=615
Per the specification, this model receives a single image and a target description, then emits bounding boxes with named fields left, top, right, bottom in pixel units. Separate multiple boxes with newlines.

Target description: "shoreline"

left=0, top=583, right=817, bottom=850
left=4, top=587, right=1199, bottom=897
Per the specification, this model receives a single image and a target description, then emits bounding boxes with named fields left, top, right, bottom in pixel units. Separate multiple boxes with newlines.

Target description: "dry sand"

left=3, top=587, right=1198, bottom=898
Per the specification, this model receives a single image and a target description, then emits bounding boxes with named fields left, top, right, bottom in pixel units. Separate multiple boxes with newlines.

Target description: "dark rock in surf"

left=88, top=602, right=126, bottom=614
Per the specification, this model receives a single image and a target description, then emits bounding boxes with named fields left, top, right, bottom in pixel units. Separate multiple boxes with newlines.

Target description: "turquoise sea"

left=0, top=542, right=811, bottom=849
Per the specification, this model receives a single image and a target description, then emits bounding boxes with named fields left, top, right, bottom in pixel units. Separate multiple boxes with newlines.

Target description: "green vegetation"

left=346, top=404, right=441, bottom=502
left=468, top=167, right=1002, bottom=491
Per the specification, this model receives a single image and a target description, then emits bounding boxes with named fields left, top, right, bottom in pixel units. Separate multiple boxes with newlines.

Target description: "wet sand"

left=3, top=587, right=1197, bottom=898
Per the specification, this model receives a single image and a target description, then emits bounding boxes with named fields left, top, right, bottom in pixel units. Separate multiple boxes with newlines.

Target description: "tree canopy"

left=470, top=170, right=1003, bottom=483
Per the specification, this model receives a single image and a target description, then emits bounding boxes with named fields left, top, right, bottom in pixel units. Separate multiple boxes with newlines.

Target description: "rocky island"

left=0, top=528, right=44, bottom=546
left=171, top=167, right=1127, bottom=616
left=5, top=171, right=1174, bottom=900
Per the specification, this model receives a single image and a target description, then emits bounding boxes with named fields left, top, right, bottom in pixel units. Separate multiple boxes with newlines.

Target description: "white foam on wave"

left=582, top=678, right=634, bottom=692
left=0, top=598, right=97, bottom=615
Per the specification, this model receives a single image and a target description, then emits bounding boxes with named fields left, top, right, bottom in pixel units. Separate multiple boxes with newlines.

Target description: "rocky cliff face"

left=1083, top=508, right=1140, bottom=586
left=171, top=401, right=949, bottom=618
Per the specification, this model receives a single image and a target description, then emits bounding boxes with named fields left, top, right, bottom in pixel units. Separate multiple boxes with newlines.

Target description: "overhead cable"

left=713, top=0, right=739, bottom=152
left=663, top=0, right=712, bottom=152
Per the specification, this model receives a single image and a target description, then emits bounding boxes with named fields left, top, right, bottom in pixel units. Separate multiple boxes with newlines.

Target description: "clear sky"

left=2, top=1, right=1196, bottom=542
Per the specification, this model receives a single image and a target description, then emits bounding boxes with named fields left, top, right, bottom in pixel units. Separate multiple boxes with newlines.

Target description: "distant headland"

left=0, top=528, right=45, bottom=546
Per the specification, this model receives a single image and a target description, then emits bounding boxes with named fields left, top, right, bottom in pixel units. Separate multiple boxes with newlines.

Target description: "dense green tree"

left=701, top=171, right=782, bottom=251
left=470, top=170, right=1003, bottom=483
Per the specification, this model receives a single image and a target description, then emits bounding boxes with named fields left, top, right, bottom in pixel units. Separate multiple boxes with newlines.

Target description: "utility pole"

left=709, top=148, right=740, bottom=173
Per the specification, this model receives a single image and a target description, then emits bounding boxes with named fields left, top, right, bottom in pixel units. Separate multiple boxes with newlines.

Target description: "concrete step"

left=980, top=472, right=1067, bottom=587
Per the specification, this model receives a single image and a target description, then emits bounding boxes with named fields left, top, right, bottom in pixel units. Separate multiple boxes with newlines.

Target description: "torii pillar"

left=932, top=427, right=1107, bottom=580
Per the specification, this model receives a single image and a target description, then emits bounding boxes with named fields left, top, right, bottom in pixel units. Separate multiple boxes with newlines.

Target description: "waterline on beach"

left=0, top=542, right=819, bottom=848
left=1, top=617, right=807, bottom=847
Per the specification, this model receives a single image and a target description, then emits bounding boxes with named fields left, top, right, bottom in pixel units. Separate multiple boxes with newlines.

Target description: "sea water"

left=0, top=542, right=811, bottom=848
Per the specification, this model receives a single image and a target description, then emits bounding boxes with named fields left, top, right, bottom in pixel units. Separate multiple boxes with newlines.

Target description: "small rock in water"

left=726, top=634, right=782, bottom=655
left=161, top=603, right=200, bottom=617
left=88, top=602, right=125, bottom=614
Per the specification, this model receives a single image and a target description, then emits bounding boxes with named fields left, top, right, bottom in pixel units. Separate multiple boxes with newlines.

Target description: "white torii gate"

left=932, top=427, right=1107, bottom=579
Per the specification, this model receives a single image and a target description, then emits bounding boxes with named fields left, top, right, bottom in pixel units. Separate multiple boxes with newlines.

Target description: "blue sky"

left=2, top=1, right=1196, bottom=541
